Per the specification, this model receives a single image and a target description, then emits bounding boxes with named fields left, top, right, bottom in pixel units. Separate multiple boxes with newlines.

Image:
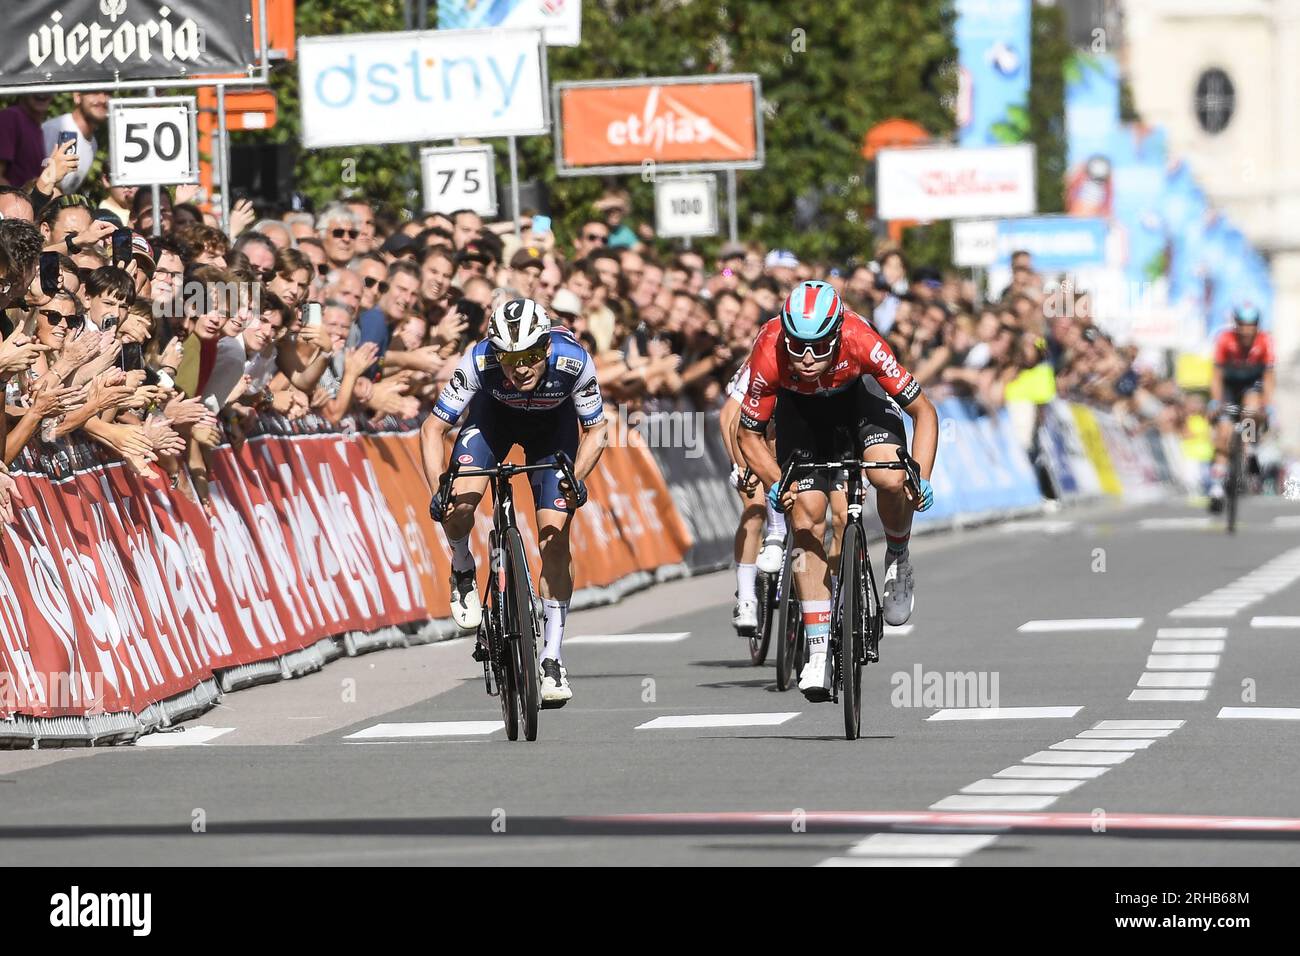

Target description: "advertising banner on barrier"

left=910, top=398, right=1041, bottom=525
left=876, top=144, right=1037, bottom=221
left=1069, top=405, right=1123, bottom=496
left=0, top=420, right=690, bottom=721
left=297, top=29, right=549, bottom=148
left=644, top=410, right=742, bottom=571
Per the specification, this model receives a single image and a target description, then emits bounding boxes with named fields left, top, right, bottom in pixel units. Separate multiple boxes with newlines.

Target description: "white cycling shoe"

left=450, top=566, right=482, bottom=630
left=756, top=535, right=785, bottom=574
left=732, top=598, right=759, bottom=632
left=540, top=658, right=573, bottom=703
left=882, top=554, right=915, bottom=626
left=799, top=650, right=833, bottom=702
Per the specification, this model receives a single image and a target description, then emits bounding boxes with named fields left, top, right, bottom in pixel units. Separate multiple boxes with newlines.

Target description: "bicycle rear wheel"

left=504, top=527, right=541, bottom=742
left=750, top=571, right=775, bottom=665
left=775, top=531, right=800, bottom=690
left=839, top=524, right=863, bottom=740
left=1226, top=428, right=1243, bottom=534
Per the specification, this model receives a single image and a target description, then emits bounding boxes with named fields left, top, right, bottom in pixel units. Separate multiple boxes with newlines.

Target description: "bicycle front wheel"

left=504, top=527, right=541, bottom=742
left=1226, top=428, right=1243, bottom=534
left=750, top=570, right=774, bottom=665
left=488, top=532, right=520, bottom=741
left=839, top=524, right=864, bottom=740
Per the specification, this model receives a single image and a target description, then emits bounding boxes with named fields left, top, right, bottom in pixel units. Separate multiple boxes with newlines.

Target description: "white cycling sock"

left=736, top=563, right=757, bottom=603
left=765, top=500, right=787, bottom=540
left=542, top=599, right=568, bottom=665
left=447, top=533, right=475, bottom=573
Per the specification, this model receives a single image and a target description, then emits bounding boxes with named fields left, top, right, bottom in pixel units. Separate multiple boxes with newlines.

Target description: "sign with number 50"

left=108, top=97, right=199, bottom=187
left=420, top=145, right=498, bottom=217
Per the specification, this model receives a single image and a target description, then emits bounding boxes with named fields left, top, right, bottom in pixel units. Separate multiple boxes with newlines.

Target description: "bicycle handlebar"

left=775, top=450, right=922, bottom=501
left=436, top=452, right=580, bottom=509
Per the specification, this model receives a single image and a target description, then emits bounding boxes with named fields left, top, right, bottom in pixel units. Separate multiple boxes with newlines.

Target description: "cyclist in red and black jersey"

left=737, top=280, right=939, bottom=701
left=1208, top=305, right=1275, bottom=511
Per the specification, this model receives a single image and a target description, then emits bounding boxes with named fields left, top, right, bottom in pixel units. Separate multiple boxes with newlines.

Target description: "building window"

left=1194, top=68, right=1235, bottom=134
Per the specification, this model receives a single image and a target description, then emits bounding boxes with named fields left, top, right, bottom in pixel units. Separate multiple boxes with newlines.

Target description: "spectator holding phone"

left=42, top=93, right=108, bottom=195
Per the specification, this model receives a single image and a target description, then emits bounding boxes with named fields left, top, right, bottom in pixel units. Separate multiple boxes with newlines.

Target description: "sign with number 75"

left=420, top=144, right=498, bottom=217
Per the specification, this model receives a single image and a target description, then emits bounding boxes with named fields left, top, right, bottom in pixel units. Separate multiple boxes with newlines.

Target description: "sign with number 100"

left=420, top=145, right=498, bottom=216
left=108, top=97, right=199, bottom=187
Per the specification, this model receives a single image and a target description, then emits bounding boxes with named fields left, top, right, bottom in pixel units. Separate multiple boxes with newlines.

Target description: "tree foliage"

left=1029, top=0, right=1069, bottom=214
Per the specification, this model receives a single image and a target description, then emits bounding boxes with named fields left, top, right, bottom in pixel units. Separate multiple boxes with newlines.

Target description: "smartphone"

left=156, top=370, right=175, bottom=391
left=300, top=302, right=322, bottom=328
left=58, top=130, right=77, bottom=148
left=111, top=228, right=133, bottom=267
left=39, top=251, right=61, bottom=295
left=118, top=342, right=143, bottom=372
left=532, top=215, right=551, bottom=236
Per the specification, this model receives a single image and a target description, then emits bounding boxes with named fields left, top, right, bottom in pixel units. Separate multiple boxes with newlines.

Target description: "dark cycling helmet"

left=780, top=279, right=844, bottom=341
left=1232, top=304, right=1262, bottom=326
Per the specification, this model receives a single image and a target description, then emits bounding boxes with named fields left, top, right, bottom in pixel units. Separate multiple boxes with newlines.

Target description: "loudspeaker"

left=228, top=143, right=297, bottom=215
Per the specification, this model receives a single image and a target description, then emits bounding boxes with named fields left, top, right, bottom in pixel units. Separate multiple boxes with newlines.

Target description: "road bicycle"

left=772, top=450, right=922, bottom=739
left=737, top=468, right=778, bottom=667
left=433, top=453, right=580, bottom=741
left=1221, top=404, right=1266, bottom=534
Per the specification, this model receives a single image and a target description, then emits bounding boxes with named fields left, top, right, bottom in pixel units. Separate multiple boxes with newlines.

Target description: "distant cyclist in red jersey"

left=737, top=280, right=939, bottom=700
left=1208, top=305, right=1275, bottom=511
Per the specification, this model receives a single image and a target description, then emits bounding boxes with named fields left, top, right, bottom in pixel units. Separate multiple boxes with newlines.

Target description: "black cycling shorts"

left=774, top=379, right=907, bottom=495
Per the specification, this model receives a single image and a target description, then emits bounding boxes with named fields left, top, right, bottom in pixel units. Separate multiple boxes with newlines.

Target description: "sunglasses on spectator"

left=39, top=309, right=84, bottom=330
left=495, top=343, right=548, bottom=367
left=583, top=232, right=608, bottom=243
left=316, top=264, right=330, bottom=276
left=331, top=228, right=360, bottom=239
left=785, top=333, right=838, bottom=361
left=363, top=276, right=389, bottom=293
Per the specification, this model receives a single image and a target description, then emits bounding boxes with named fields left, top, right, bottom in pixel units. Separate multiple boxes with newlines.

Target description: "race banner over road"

left=3, top=0, right=257, bottom=86
left=555, top=74, right=763, bottom=176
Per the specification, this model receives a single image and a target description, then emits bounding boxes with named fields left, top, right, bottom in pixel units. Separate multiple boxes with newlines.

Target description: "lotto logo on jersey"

left=871, top=341, right=901, bottom=380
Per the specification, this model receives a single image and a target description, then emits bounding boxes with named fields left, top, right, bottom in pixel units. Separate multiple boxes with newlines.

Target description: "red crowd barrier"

left=0, top=418, right=692, bottom=723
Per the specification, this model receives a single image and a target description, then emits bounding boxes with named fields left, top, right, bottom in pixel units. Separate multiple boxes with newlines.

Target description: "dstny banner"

left=3, top=0, right=256, bottom=86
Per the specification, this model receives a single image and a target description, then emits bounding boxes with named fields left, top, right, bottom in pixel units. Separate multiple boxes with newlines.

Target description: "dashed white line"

left=961, top=778, right=1085, bottom=796
left=636, top=712, right=799, bottom=730
left=846, top=833, right=999, bottom=857
left=344, top=721, right=504, bottom=739
left=565, top=632, right=691, bottom=644
left=930, top=795, right=1059, bottom=811
left=1017, top=618, right=1143, bottom=632
left=1023, top=750, right=1134, bottom=765
left=1077, top=728, right=1175, bottom=739
left=1137, top=672, right=1214, bottom=688
left=925, top=706, right=1081, bottom=721
left=1217, top=707, right=1300, bottom=720
left=1093, top=719, right=1185, bottom=730
left=1251, top=617, right=1300, bottom=629
left=1050, top=738, right=1156, bottom=751
left=1128, top=689, right=1208, bottom=701
left=1145, top=654, right=1220, bottom=670
left=1151, top=639, right=1225, bottom=653
left=818, top=856, right=959, bottom=867
left=1156, top=628, right=1227, bottom=639
left=994, top=764, right=1109, bottom=779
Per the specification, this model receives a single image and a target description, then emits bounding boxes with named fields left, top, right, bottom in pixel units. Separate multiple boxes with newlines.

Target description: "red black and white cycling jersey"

left=738, top=310, right=920, bottom=431
left=1213, top=328, right=1274, bottom=386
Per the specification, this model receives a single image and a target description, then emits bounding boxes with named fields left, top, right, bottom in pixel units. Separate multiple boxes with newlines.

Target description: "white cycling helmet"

left=488, top=297, right=551, bottom=352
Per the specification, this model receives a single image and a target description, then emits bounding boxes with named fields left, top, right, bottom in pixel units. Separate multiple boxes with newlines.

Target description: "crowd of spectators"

left=0, top=90, right=1202, bottom=520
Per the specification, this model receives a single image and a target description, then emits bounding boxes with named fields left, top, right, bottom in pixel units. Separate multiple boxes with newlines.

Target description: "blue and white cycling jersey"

left=431, top=327, right=605, bottom=428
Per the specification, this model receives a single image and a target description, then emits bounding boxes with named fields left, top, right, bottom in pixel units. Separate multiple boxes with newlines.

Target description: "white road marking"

left=995, top=765, right=1109, bottom=779
left=1251, top=617, right=1300, bottom=628
left=565, top=632, right=691, bottom=644
left=1093, top=719, right=1185, bottom=730
left=1152, top=639, right=1225, bottom=653
left=1145, top=654, right=1220, bottom=670
left=344, top=721, right=504, bottom=739
left=1077, top=728, right=1174, bottom=739
left=1023, top=750, right=1133, bottom=766
left=636, top=712, right=799, bottom=729
left=1000, top=520, right=1075, bottom=534
left=1272, top=516, right=1300, bottom=528
left=1168, top=608, right=1238, bottom=618
left=961, top=778, right=1085, bottom=796
left=135, top=726, right=235, bottom=747
left=1137, top=672, right=1214, bottom=688
left=1156, top=627, right=1227, bottom=638
left=846, top=833, right=999, bottom=857
left=1217, top=707, right=1300, bottom=720
left=1017, top=618, right=1143, bottom=632
left=1139, top=517, right=1216, bottom=530
left=1050, top=738, right=1155, bottom=751
left=926, top=706, right=1081, bottom=721
left=885, top=625, right=914, bottom=637
left=1128, top=689, right=1208, bottom=702
left=818, top=856, right=959, bottom=867
left=930, top=795, right=1059, bottom=811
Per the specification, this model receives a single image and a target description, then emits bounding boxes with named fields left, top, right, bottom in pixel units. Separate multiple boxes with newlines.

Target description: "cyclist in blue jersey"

left=420, top=298, right=608, bottom=703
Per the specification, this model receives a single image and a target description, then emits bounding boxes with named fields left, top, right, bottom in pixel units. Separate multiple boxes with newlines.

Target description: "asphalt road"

left=3, top=495, right=1300, bottom=866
